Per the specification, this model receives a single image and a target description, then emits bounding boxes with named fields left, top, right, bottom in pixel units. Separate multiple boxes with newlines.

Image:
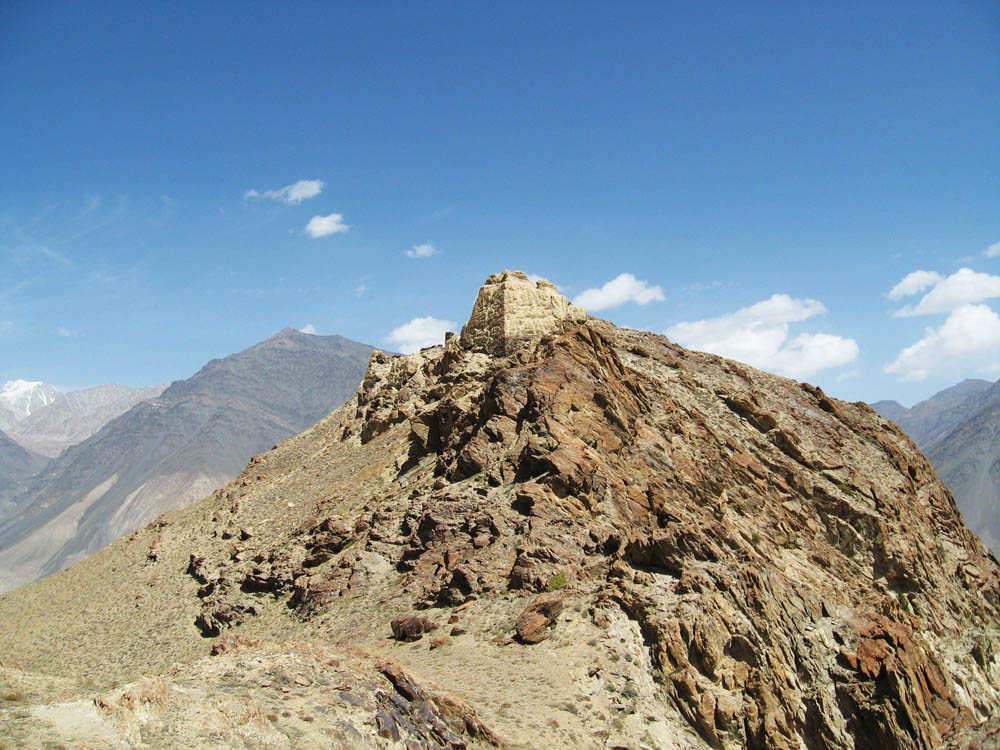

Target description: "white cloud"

left=305, top=213, right=350, bottom=238
left=386, top=316, right=457, bottom=354
left=666, top=294, right=859, bottom=379
left=986, top=241, right=1000, bottom=259
left=527, top=273, right=562, bottom=291
left=56, top=327, right=78, bottom=337
left=885, top=303, right=1000, bottom=381
left=767, top=333, right=860, bottom=379
left=245, top=179, right=324, bottom=205
left=355, top=284, right=367, bottom=297
left=406, top=242, right=438, bottom=258
left=299, top=324, right=317, bottom=335
left=891, top=267, right=1000, bottom=317
left=887, top=270, right=943, bottom=301
left=572, top=273, right=665, bottom=312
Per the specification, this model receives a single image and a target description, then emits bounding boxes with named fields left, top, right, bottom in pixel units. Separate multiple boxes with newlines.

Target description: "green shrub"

left=546, top=572, right=568, bottom=591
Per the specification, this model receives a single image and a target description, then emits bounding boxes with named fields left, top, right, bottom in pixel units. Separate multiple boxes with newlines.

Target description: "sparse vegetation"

left=1, top=689, right=25, bottom=702
left=546, top=572, right=567, bottom=591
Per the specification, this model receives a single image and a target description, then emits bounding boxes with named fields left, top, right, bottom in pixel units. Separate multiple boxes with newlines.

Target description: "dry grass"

left=117, top=677, right=172, bottom=712
left=217, top=696, right=267, bottom=727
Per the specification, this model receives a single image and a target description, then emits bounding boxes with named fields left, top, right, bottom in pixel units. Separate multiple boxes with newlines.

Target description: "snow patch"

left=0, top=379, right=62, bottom=420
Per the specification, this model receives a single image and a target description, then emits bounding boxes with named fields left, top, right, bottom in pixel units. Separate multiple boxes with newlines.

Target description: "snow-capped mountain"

left=6, top=383, right=168, bottom=458
left=0, top=381, right=61, bottom=430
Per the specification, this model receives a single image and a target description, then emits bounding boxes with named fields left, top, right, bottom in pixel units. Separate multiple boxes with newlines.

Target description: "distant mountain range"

left=873, top=378, right=1000, bottom=555
left=0, top=328, right=374, bottom=592
left=0, top=381, right=168, bottom=511
left=6, top=383, right=168, bottom=458
left=0, top=380, right=61, bottom=431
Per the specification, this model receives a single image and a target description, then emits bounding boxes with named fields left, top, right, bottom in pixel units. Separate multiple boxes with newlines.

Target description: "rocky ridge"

left=0, top=270, right=998, bottom=749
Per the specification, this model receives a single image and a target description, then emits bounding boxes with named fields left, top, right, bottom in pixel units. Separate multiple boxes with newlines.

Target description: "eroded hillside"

left=1, top=271, right=998, bottom=750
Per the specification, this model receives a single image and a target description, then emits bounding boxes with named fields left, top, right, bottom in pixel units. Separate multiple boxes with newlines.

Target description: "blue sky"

left=2, top=1, right=998, bottom=406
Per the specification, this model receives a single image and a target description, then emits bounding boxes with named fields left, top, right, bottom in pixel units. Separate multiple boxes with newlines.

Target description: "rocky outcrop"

left=1, top=271, right=998, bottom=749
left=0, top=640, right=502, bottom=750
left=391, top=615, right=439, bottom=642
left=515, top=592, right=564, bottom=643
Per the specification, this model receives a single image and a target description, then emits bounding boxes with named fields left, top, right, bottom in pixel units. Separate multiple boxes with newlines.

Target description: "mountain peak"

left=458, top=270, right=588, bottom=356
left=0, top=380, right=61, bottom=427
left=268, top=327, right=301, bottom=339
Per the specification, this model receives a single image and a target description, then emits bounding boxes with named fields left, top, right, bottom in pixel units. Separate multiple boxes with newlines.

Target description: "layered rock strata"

left=1, top=271, right=998, bottom=750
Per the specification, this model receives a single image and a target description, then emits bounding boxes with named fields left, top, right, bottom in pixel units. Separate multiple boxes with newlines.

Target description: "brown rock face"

left=183, top=272, right=999, bottom=748
left=333, top=273, right=1000, bottom=748
left=1, top=271, right=998, bottom=750
left=390, top=615, right=439, bottom=642
left=515, top=592, right=564, bottom=643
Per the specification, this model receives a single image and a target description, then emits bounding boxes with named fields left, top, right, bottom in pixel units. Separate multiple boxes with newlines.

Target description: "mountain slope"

left=6, top=383, right=167, bottom=458
left=873, top=379, right=1000, bottom=556
left=0, top=272, right=997, bottom=749
left=0, top=429, right=47, bottom=509
left=869, top=399, right=908, bottom=424
left=872, top=379, right=994, bottom=450
left=0, top=329, right=373, bottom=592
left=925, top=384, right=1000, bottom=554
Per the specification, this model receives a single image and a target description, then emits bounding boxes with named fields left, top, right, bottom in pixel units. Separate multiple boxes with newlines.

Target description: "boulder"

left=390, top=615, right=438, bottom=642
left=515, top=592, right=564, bottom=644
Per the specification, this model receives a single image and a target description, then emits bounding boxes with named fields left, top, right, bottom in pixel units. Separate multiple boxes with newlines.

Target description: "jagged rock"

left=1, top=271, right=999, bottom=750
left=939, top=717, right=1000, bottom=750
left=515, top=592, right=564, bottom=644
